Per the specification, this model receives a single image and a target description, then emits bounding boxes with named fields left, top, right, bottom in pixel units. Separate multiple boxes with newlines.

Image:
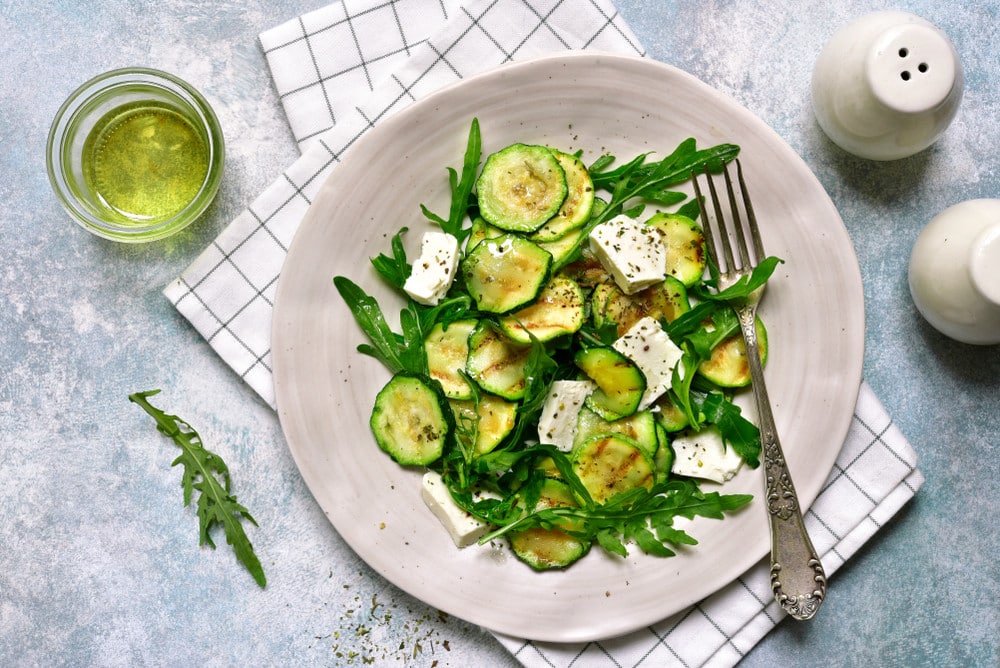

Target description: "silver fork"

left=692, top=159, right=827, bottom=621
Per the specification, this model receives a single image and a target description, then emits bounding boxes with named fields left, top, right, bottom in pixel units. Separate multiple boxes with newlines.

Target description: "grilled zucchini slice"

left=465, top=322, right=532, bottom=400
left=646, top=212, right=706, bottom=287
left=498, top=275, right=585, bottom=343
left=529, top=150, right=594, bottom=242
left=463, top=233, right=552, bottom=314
left=476, top=143, right=567, bottom=233
left=573, top=433, right=655, bottom=504
left=591, top=275, right=691, bottom=336
left=698, top=316, right=769, bottom=387
left=508, top=478, right=590, bottom=570
left=574, top=346, right=646, bottom=420
left=425, top=319, right=477, bottom=399
left=572, top=406, right=659, bottom=463
left=370, top=373, right=451, bottom=466
left=449, top=393, right=518, bottom=456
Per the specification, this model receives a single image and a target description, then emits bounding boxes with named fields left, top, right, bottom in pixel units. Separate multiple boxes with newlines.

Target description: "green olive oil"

left=81, top=101, right=209, bottom=224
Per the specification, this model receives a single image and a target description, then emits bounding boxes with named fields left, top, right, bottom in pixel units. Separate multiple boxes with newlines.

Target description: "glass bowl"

left=46, top=67, right=225, bottom=243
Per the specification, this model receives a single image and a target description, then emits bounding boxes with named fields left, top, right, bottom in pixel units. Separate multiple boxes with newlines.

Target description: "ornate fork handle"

left=735, top=297, right=827, bottom=620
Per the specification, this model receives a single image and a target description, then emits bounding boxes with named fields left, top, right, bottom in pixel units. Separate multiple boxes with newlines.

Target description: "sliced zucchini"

left=465, top=322, right=532, bottom=400
left=463, top=233, right=552, bottom=314
left=425, top=319, right=477, bottom=399
left=653, top=394, right=690, bottom=432
left=449, top=393, right=518, bottom=456
left=370, top=373, right=451, bottom=466
left=476, top=144, right=567, bottom=233
left=573, top=433, right=655, bottom=504
left=499, top=275, right=585, bottom=343
left=646, top=212, right=706, bottom=287
left=592, top=275, right=691, bottom=336
left=573, top=406, right=659, bottom=463
left=698, top=316, right=769, bottom=387
left=560, top=252, right=612, bottom=290
left=537, top=225, right=586, bottom=266
left=653, top=421, right=674, bottom=482
left=465, top=216, right=504, bottom=254
left=574, top=347, right=646, bottom=420
left=530, top=151, right=594, bottom=242
left=509, top=478, right=589, bottom=570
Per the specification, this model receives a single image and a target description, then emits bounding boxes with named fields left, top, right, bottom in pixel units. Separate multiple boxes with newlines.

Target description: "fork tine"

left=690, top=168, right=718, bottom=269
left=735, top=159, right=765, bottom=262
left=722, top=162, right=752, bottom=271
left=704, top=165, right=737, bottom=274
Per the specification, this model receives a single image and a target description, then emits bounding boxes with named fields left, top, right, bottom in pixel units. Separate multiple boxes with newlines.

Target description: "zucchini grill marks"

left=335, top=119, right=777, bottom=570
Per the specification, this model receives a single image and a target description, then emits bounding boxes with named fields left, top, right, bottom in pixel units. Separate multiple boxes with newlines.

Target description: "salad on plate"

left=335, top=118, right=781, bottom=571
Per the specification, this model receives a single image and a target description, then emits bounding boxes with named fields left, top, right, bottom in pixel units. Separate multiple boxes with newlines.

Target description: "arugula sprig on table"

left=334, top=118, right=768, bottom=562
left=129, top=390, right=266, bottom=587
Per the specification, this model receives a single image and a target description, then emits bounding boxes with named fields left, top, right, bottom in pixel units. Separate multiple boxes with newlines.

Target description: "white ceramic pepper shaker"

left=909, top=199, right=1000, bottom=345
left=812, top=10, right=963, bottom=160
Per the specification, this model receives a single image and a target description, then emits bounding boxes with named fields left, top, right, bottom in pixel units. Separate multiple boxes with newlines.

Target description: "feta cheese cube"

left=588, top=215, right=667, bottom=294
left=537, top=379, right=597, bottom=451
left=611, top=316, right=683, bottom=410
left=420, top=471, right=490, bottom=548
left=403, top=231, right=460, bottom=305
left=670, top=427, right=744, bottom=483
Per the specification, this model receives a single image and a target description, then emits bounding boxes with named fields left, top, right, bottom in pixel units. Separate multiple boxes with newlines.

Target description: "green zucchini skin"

left=370, top=373, right=453, bottom=466
left=476, top=143, right=568, bottom=233
left=592, top=274, right=691, bottom=337
left=529, top=150, right=595, bottom=242
left=498, top=274, right=585, bottom=343
left=425, top=319, right=478, bottom=399
left=508, top=478, right=590, bottom=570
left=646, top=212, right=707, bottom=287
left=574, top=346, right=646, bottom=420
left=462, top=233, right=552, bottom=314
left=698, top=316, right=769, bottom=387
left=465, top=322, right=532, bottom=401
left=573, top=433, right=655, bottom=504
left=448, top=393, right=518, bottom=456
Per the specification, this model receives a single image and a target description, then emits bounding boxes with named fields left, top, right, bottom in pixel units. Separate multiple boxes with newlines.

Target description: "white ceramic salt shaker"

left=812, top=10, right=963, bottom=160
left=908, top=199, right=1000, bottom=345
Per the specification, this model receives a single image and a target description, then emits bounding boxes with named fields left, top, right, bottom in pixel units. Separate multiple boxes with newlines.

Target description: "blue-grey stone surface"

left=2, top=1, right=997, bottom=666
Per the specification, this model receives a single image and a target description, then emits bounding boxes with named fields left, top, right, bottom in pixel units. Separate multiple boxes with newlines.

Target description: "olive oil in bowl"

left=82, top=101, right=210, bottom=225
left=47, top=68, right=224, bottom=242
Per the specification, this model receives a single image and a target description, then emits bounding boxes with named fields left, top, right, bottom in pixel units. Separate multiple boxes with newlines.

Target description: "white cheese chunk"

left=670, top=426, right=744, bottom=483
left=588, top=215, right=667, bottom=294
left=420, top=471, right=490, bottom=548
left=537, top=379, right=597, bottom=451
left=611, top=316, right=683, bottom=410
left=403, top=231, right=460, bottom=305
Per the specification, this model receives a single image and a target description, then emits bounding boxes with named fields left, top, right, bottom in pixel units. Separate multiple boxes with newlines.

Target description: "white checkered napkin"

left=497, top=382, right=924, bottom=668
left=164, top=0, right=644, bottom=408
left=260, top=0, right=463, bottom=152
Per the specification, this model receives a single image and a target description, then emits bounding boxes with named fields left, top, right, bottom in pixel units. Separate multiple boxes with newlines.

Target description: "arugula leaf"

left=479, top=477, right=752, bottom=560
left=128, top=390, right=266, bottom=587
left=333, top=276, right=429, bottom=375
left=694, top=391, right=762, bottom=468
left=421, top=117, right=482, bottom=242
left=703, top=256, right=784, bottom=303
left=370, top=227, right=411, bottom=289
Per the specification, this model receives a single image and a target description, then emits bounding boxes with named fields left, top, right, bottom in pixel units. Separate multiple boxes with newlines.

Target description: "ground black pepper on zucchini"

left=335, top=118, right=784, bottom=571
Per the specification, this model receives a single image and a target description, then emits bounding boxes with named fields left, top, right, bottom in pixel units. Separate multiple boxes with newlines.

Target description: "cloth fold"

left=164, top=1, right=923, bottom=665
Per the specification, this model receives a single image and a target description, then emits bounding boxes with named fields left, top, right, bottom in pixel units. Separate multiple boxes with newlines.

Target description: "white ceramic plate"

left=272, top=53, right=864, bottom=643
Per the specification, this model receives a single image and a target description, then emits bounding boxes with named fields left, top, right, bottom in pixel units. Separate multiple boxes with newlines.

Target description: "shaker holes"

left=896, top=47, right=929, bottom=81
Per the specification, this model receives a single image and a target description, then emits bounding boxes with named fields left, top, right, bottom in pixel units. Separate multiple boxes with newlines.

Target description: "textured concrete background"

left=2, top=0, right=997, bottom=666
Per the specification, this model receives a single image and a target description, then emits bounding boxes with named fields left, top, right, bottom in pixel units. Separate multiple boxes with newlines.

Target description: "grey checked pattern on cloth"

left=163, top=1, right=924, bottom=665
